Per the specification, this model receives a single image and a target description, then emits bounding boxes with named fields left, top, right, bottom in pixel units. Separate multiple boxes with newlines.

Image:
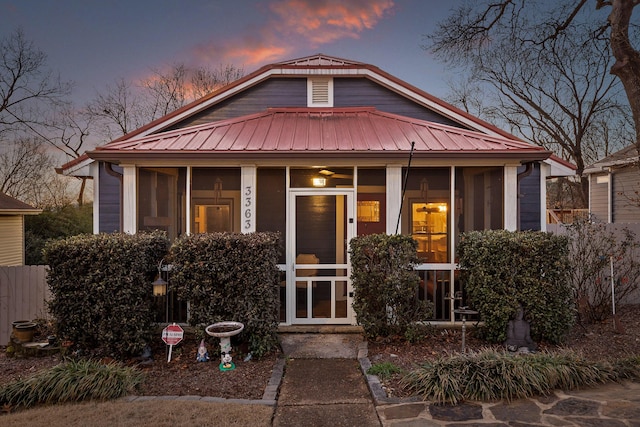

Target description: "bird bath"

left=205, top=321, right=244, bottom=371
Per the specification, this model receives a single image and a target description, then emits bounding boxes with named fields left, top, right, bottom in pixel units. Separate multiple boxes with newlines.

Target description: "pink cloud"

left=188, top=0, right=395, bottom=70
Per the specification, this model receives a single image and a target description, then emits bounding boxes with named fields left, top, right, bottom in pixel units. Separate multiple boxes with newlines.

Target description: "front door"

left=289, top=191, right=354, bottom=324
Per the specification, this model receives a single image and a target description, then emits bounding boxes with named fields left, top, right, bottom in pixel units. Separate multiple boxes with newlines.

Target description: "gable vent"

left=308, top=78, right=333, bottom=107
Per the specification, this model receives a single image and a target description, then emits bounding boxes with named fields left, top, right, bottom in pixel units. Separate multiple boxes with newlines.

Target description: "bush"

left=0, top=359, right=143, bottom=410
left=457, top=230, right=573, bottom=344
left=170, top=232, right=281, bottom=358
left=401, top=349, right=633, bottom=404
left=564, top=218, right=640, bottom=323
left=25, top=204, right=93, bottom=265
left=44, top=232, right=170, bottom=359
left=350, top=234, right=432, bottom=339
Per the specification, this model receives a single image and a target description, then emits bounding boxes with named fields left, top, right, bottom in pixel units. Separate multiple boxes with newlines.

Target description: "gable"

left=165, top=76, right=466, bottom=133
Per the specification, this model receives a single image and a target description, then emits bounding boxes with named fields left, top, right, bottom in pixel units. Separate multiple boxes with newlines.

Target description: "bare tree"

left=0, top=138, right=56, bottom=204
left=85, top=77, right=148, bottom=141
left=86, top=63, right=244, bottom=141
left=426, top=1, right=634, bottom=206
left=190, top=63, right=245, bottom=99
left=0, top=28, right=71, bottom=142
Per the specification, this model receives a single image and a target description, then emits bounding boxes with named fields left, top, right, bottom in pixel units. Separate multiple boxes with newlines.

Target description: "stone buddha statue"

left=505, top=305, right=537, bottom=353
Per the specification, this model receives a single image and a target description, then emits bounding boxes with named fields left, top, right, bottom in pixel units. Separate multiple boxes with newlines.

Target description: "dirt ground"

left=1, top=305, right=639, bottom=402
left=367, top=304, right=640, bottom=398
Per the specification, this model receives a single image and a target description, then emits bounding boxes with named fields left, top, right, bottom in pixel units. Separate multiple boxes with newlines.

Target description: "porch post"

left=539, top=162, right=549, bottom=232
left=386, top=166, right=402, bottom=234
left=504, top=166, right=518, bottom=231
left=90, top=161, right=100, bottom=234
left=122, top=165, right=137, bottom=234
left=241, top=166, right=257, bottom=233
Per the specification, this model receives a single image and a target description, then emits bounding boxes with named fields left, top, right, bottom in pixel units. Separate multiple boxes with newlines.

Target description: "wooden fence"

left=0, top=265, right=50, bottom=346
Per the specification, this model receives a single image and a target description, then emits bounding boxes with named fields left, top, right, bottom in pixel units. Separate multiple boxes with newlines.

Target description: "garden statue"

left=221, top=352, right=233, bottom=369
left=505, top=305, right=537, bottom=353
left=196, top=339, right=210, bottom=362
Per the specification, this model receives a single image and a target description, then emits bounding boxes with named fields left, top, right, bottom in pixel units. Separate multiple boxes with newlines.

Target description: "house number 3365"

left=244, top=186, right=253, bottom=230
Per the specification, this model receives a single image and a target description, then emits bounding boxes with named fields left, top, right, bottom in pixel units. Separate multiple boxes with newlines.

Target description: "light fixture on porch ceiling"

left=319, top=169, right=353, bottom=179
left=312, top=177, right=327, bottom=187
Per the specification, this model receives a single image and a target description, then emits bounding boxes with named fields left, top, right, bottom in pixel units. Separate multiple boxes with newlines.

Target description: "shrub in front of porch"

left=44, top=231, right=170, bottom=359
left=350, top=233, right=432, bottom=339
left=170, top=232, right=280, bottom=358
left=457, top=230, right=573, bottom=344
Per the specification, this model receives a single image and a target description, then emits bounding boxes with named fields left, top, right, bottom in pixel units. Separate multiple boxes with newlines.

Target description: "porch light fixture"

left=312, top=177, right=327, bottom=187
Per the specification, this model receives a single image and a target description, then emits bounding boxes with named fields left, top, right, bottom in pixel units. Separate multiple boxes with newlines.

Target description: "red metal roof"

left=89, top=107, right=551, bottom=162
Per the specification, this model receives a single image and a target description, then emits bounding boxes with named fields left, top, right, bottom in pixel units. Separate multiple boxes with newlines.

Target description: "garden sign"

left=162, top=323, right=184, bottom=362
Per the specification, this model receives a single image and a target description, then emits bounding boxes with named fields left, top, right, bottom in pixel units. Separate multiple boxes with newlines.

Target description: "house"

left=0, top=193, right=41, bottom=266
left=60, top=54, right=574, bottom=325
left=584, top=144, right=640, bottom=223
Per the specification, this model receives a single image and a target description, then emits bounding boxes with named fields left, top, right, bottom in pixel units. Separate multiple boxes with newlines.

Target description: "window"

left=357, top=168, right=386, bottom=236
left=455, top=167, right=503, bottom=234
left=137, top=167, right=186, bottom=240
left=400, top=167, right=451, bottom=263
left=191, top=168, right=241, bottom=233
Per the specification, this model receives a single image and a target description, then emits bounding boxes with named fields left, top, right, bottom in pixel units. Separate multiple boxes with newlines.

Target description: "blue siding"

left=168, top=78, right=307, bottom=129
left=334, top=78, right=466, bottom=128
left=169, top=77, right=466, bottom=131
left=519, top=163, right=541, bottom=231
left=99, top=162, right=121, bottom=233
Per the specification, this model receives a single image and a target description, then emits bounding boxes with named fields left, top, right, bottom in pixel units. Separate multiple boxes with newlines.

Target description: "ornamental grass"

left=401, top=348, right=639, bottom=404
left=0, top=359, right=144, bottom=410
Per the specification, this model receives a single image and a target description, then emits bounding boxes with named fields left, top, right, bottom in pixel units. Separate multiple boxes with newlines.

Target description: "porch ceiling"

left=88, top=107, right=551, bottom=162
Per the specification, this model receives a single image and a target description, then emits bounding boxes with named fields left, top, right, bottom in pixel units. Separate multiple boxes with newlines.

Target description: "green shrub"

left=350, top=234, right=432, bottom=339
left=402, top=349, right=621, bottom=404
left=0, top=359, right=143, bottom=410
left=170, top=232, right=280, bottom=358
left=25, top=204, right=93, bottom=265
left=367, top=362, right=404, bottom=380
left=44, top=232, right=170, bottom=359
left=457, top=230, right=574, bottom=344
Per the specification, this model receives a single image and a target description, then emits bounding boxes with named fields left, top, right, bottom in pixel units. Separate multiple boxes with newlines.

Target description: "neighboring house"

left=0, top=193, right=41, bottom=266
left=584, top=145, right=640, bottom=223
left=59, top=54, right=574, bottom=325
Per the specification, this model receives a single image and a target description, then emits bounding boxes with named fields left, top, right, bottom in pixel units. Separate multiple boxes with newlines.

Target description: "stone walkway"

left=282, top=334, right=640, bottom=427
left=375, top=381, right=640, bottom=426
left=123, top=334, right=640, bottom=426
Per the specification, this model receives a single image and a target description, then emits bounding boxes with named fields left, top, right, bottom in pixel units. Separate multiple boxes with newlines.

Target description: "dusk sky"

left=1, top=0, right=462, bottom=108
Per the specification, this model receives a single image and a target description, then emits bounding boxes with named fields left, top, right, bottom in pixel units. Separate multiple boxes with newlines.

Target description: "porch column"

left=539, top=162, right=549, bottom=232
left=386, top=166, right=402, bottom=234
left=90, top=161, right=100, bottom=234
left=122, top=165, right=137, bottom=234
left=504, top=165, right=518, bottom=231
left=241, top=166, right=257, bottom=233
